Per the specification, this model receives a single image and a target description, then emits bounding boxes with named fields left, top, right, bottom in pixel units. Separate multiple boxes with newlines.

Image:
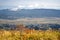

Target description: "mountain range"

left=0, top=9, right=60, bottom=20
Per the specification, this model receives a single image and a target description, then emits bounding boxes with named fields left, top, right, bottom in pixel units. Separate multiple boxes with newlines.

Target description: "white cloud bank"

left=10, top=2, right=60, bottom=11
left=0, top=18, right=60, bottom=24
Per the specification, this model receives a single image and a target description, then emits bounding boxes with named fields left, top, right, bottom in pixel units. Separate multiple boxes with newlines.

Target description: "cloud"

left=0, top=0, right=60, bottom=10
left=0, top=17, right=60, bottom=24
left=10, top=2, right=60, bottom=11
left=10, top=8, right=18, bottom=11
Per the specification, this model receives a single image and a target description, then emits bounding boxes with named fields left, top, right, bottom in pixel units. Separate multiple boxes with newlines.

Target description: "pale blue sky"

left=0, top=0, right=60, bottom=10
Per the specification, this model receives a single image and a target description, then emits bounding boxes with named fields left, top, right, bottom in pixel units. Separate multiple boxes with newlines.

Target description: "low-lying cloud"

left=0, top=17, right=60, bottom=24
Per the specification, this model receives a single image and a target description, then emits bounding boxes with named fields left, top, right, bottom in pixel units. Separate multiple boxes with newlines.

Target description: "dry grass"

left=0, top=30, right=60, bottom=40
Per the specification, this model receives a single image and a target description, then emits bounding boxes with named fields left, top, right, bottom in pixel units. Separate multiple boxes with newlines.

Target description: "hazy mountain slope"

left=0, top=9, right=60, bottom=19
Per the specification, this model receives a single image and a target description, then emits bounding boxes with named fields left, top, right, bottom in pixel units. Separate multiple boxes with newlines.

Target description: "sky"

left=0, top=0, right=60, bottom=10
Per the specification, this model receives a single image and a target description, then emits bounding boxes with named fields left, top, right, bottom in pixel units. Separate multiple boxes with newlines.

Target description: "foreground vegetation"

left=0, top=30, right=60, bottom=40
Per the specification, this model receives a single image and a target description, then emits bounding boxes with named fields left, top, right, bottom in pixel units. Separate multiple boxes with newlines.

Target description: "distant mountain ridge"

left=0, top=9, right=60, bottom=20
